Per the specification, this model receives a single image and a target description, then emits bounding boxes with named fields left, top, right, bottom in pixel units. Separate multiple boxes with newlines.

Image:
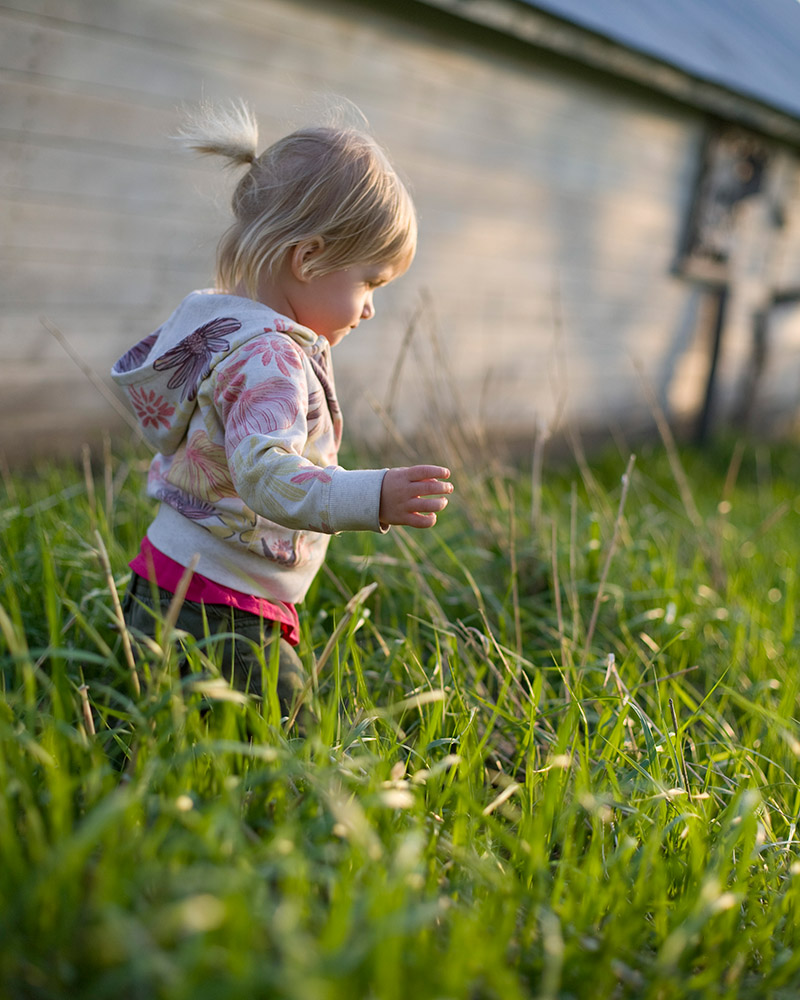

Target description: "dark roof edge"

left=416, top=0, right=800, bottom=146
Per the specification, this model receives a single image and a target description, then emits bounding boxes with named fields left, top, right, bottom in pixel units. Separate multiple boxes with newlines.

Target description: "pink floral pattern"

left=217, top=375, right=300, bottom=450
left=256, top=333, right=303, bottom=376
left=128, top=386, right=175, bottom=429
left=290, top=468, right=332, bottom=485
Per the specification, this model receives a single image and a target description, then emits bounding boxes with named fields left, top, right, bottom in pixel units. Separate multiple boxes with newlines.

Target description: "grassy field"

left=2, top=429, right=800, bottom=999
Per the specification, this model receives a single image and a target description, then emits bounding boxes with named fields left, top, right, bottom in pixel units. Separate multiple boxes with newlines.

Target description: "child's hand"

left=379, top=466, right=453, bottom=529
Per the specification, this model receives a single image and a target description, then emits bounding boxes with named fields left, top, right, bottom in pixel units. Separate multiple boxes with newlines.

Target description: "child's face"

left=289, top=257, right=409, bottom=347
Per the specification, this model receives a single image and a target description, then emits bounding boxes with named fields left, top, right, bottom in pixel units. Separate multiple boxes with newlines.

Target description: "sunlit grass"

left=2, top=434, right=800, bottom=998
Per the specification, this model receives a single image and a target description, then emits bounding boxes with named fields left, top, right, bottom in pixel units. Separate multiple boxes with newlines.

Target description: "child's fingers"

left=399, top=496, right=448, bottom=529
left=408, top=495, right=449, bottom=514
left=411, top=483, right=454, bottom=501
left=421, top=477, right=454, bottom=490
left=403, top=510, right=439, bottom=528
left=407, top=465, right=451, bottom=483
left=404, top=473, right=454, bottom=498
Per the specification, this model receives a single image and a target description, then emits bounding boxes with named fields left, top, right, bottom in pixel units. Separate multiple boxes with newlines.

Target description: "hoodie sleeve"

left=213, top=341, right=386, bottom=534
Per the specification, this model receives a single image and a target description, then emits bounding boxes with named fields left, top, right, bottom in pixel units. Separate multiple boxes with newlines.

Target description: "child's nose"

left=362, top=295, right=375, bottom=320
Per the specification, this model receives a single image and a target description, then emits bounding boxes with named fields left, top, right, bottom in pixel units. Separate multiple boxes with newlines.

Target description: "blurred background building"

left=4, top=0, right=800, bottom=460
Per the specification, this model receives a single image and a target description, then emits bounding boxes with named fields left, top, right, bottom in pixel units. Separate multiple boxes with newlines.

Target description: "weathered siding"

left=3, top=0, right=800, bottom=460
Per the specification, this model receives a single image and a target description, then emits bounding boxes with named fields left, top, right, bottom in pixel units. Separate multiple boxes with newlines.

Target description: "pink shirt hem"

left=130, top=537, right=300, bottom=646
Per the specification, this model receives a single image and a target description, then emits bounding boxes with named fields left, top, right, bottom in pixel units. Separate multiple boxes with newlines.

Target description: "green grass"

left=2, top=434, right=800, bottom=998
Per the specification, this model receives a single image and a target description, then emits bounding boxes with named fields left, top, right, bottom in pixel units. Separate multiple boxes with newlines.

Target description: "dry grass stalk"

left=78, top=683, right=96, bottom=737
left=103, top=431, right=115, bottom=519
left=82, top=444, right=97, bottom=531
left=93, top=528, right=140, bottom=696
left=162, top=553, right=202, bottom=642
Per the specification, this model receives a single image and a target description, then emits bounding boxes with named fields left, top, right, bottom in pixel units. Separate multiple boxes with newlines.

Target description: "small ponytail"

left=175, top=99, right=259, bottom=168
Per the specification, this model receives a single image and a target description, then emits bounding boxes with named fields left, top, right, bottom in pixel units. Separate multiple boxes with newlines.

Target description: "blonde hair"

left=177, top=100, right=418, bottom=298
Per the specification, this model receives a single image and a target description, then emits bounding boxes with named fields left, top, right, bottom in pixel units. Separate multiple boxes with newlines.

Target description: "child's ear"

left=290, top=238, right=325, bottom=281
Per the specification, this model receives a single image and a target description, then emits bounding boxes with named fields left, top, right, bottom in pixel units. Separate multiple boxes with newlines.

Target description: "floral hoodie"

left=112, top=290, right=387, bottom=603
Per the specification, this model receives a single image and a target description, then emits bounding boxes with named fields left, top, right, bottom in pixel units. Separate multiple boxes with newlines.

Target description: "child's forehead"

left=370, top=253, right=413, bottom=280
left=370, top=261, right=399, bottom=279
left=340, top=256, right=408, bottom=281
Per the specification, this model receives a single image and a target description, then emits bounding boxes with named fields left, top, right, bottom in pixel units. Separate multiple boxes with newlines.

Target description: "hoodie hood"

left=111, top=290, right=324, bottom=454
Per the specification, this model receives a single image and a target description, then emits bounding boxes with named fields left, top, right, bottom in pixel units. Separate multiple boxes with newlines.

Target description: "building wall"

left=3, top=0, right=800, bottom=461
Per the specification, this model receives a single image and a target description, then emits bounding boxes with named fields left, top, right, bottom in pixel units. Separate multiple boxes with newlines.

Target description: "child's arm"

left=213, top=344, right=418, bottom=533
left=214, top=341, right=453, bottom=533
left=379, top=466, right=453, bottom=529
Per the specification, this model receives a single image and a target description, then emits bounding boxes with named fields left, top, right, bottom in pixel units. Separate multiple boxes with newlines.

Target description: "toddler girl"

left=112, top=101, right=453, bottom=720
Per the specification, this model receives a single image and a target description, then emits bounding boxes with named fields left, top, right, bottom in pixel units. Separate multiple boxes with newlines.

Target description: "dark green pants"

left=122, top=572, right=308, bottom=720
